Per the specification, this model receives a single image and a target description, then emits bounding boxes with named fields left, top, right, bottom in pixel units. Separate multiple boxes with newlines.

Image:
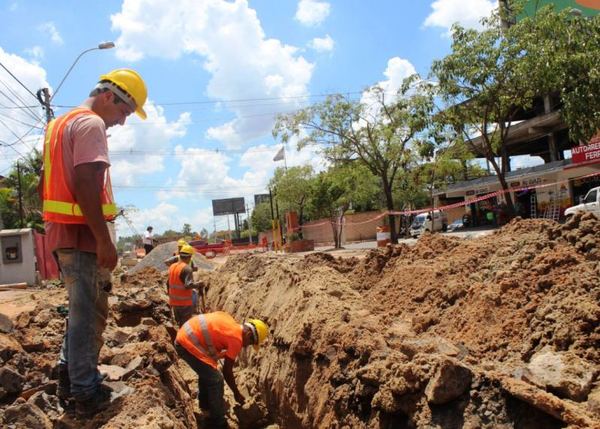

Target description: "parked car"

left=564, top=186, right=600, bottom=218
left=409, top=210, right=448, bottom=238
left=447, top=218, right=464, bottom=232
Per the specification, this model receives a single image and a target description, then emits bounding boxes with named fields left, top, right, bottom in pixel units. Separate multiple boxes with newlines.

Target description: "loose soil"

left=0, top=213, right=598, bottom=428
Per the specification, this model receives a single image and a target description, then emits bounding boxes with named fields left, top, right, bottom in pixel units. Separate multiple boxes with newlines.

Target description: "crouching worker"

left=175, top=313, right=269, bottom=429
left=168, top=244, right=203, bottom=326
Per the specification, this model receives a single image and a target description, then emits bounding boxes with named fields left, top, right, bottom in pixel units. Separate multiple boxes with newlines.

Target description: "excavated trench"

left=0, top=213, right=599, bottom=428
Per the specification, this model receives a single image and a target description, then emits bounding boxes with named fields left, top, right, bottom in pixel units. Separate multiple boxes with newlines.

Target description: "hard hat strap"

left=244, top=322, right=258, bottom=344
left=95, top=82, right=137, bottom=111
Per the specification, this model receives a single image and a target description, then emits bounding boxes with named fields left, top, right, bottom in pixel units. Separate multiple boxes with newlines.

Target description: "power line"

left=0, top=60, right=39, bottom=102
left=0, top=80, right=44, bottom=123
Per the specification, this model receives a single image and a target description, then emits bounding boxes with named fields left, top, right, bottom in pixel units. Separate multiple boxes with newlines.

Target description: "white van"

left=564, top=186, right=600, bottom=218
left=409, top=210, right=448, bottom=238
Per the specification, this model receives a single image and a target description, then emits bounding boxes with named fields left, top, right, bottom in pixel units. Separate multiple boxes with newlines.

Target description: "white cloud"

left=108, top=103, right=191, bottom=186
left=295, top=0, right=331, bottom=26
left=111, top=0, right=314, bottom=148
left=359, top=57, right=417, bottom=121
left=38, top=22, right=64, bottom=45
left=25, top=46, right=44, bottom=61
left=309, top=34, right=334, bottom=53
left=0, top=46, right=49, bottom=172
left=424, top=0, right=497, bottom=34
left=116, top=204, right=216, bottom=237
left=115, top=202, right=179, bottom=237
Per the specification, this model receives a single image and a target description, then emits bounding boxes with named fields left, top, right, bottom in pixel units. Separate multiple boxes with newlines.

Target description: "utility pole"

left=36, top=88, right=54, bottom=123
left=16, top=161, right=24, bottom=228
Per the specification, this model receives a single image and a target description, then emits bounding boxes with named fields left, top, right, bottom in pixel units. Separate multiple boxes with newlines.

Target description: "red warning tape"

left=295, top=169, right=600, bottom=229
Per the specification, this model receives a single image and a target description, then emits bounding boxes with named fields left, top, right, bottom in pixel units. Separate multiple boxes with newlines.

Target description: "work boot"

left=75, top=384, right=113, bottom=418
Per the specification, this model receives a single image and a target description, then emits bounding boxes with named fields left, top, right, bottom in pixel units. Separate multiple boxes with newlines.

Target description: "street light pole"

left=50, top=42, right=115, bottom=102
left=38, top=42, right=115, bottom=123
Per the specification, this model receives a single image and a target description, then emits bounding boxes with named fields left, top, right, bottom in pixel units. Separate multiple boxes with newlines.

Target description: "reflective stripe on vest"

left=182, top=315, right=225, bottom=364
left=168, top=262, right=193, bottom=306
left=42, top=108, right=117, bottom=224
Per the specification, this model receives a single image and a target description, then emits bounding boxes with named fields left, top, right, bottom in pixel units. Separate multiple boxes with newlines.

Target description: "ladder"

left=530, top=193, right=537, bottom=219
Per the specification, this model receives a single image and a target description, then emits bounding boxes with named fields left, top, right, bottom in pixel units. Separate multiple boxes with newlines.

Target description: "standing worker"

left=164, top=238, right=196, bottom=270
left=41, top=69, right=148, bottom=417
left=168, top=244, right=204, bottom=325
left=143, top=226, right=155, bottom=255
left=175, top=313, right=269, bottom=429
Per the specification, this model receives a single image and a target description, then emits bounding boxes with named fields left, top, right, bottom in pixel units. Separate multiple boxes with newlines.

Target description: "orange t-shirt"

left=176, top=312, right=243, bottom=369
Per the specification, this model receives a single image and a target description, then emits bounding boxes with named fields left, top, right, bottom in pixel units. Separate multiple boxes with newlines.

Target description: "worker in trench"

left=175, top=313, right=269, bottom=429
left=165, top=238, right=202, bottom=313
left=40, top=69, right=148, bottom=417
left=168, top=244, right=207, bottom=325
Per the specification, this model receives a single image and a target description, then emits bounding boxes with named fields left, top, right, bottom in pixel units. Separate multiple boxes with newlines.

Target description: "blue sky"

left=1, top=0, right=527, bottom=237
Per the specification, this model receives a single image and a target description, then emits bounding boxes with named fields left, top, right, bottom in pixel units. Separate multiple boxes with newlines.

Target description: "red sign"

left=572, top=140, right=600, bottom=165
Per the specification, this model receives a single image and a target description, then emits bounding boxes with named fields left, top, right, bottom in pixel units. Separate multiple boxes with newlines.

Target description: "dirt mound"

left=205, top=213, right=599, bottom=428
left=1, top=213, right=598, bottom=428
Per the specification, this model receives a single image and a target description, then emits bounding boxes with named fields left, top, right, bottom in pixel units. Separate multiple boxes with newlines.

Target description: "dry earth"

left=0, top=213, right=598, bottom=428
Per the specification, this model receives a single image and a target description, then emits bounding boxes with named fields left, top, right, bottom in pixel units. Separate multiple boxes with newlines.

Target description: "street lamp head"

left=98, top=41, right=115, bottom=49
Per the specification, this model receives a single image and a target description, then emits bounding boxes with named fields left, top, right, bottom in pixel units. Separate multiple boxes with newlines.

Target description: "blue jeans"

left=56, top=249, right=109, bottom=401
left=175, top=343, right=227, bottom=428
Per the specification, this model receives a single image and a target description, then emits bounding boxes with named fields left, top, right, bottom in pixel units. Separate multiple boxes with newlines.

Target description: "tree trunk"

left=489, top=158, right=516, bottom=217
left=329, top=214, right=339, bottom=248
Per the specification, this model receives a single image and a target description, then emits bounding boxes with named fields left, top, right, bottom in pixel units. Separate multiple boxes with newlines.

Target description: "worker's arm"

left=223, top=357, right=245, bottom=404
left=164, top=255, right=178, bottom=267
left=74, top=162, right=117, bottom=270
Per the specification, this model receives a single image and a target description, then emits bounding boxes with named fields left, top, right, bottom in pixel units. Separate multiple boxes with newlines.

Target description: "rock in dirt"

left=28, top=391, right=62, bottom=420
left=0, top=366, right=25, bottom=395
left=425, top=358, right=472, bottom=404
left=2, top=400, right=52, bottom=429
left=526, top=347, right=596, bottom=401
left=0, top=332, right=24, bottom=361
left=0, top=312, right=13, bottom=333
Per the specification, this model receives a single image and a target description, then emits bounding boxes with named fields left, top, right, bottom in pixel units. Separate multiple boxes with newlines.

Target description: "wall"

left=302, top=211, right=385, bottom=245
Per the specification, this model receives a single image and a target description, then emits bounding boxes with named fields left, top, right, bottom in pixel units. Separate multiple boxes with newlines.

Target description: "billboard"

left=521, top=0, right=600, bottom=18
left=212, top=198, right=246, bottom=216
left=254, top=194, right=271, bottom=206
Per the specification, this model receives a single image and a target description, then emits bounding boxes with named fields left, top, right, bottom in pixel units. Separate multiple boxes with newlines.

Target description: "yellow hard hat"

left=179, top=244, right=195, bottom=256
left=247, top=319, right=269, bottom=351
left=99, top=69, right=148, bottom=120
left=177, top=238, right=187, bottom=247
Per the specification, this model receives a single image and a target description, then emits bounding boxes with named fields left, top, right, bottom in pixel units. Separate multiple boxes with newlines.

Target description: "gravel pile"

left=126, top=241, right=213, bottom=274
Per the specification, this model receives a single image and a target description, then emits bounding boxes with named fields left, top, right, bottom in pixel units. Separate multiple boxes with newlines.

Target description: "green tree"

left=251, top=201, right=273, bottom=234
left=514, top=5, right=600, bottom=143
left=274, top=75, right=433, bottom=243
left=431, top=5, right=600, bottom=216
left=309, top=163, right=379, bottom=248
left=182, top=223, right=192, bottom=236
left=269, top=165, right=314, bottom=225
left=431, top=12, right=534, bottom=215
left=0, top=149, right=43, bottom=230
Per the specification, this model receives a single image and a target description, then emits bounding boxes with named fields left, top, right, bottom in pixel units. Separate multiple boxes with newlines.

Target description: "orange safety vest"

left=168, top=261, right=193, bottom=307
left=176, top=312, right=241, bottom=369
left=42, top=108, right=117, bottom=224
